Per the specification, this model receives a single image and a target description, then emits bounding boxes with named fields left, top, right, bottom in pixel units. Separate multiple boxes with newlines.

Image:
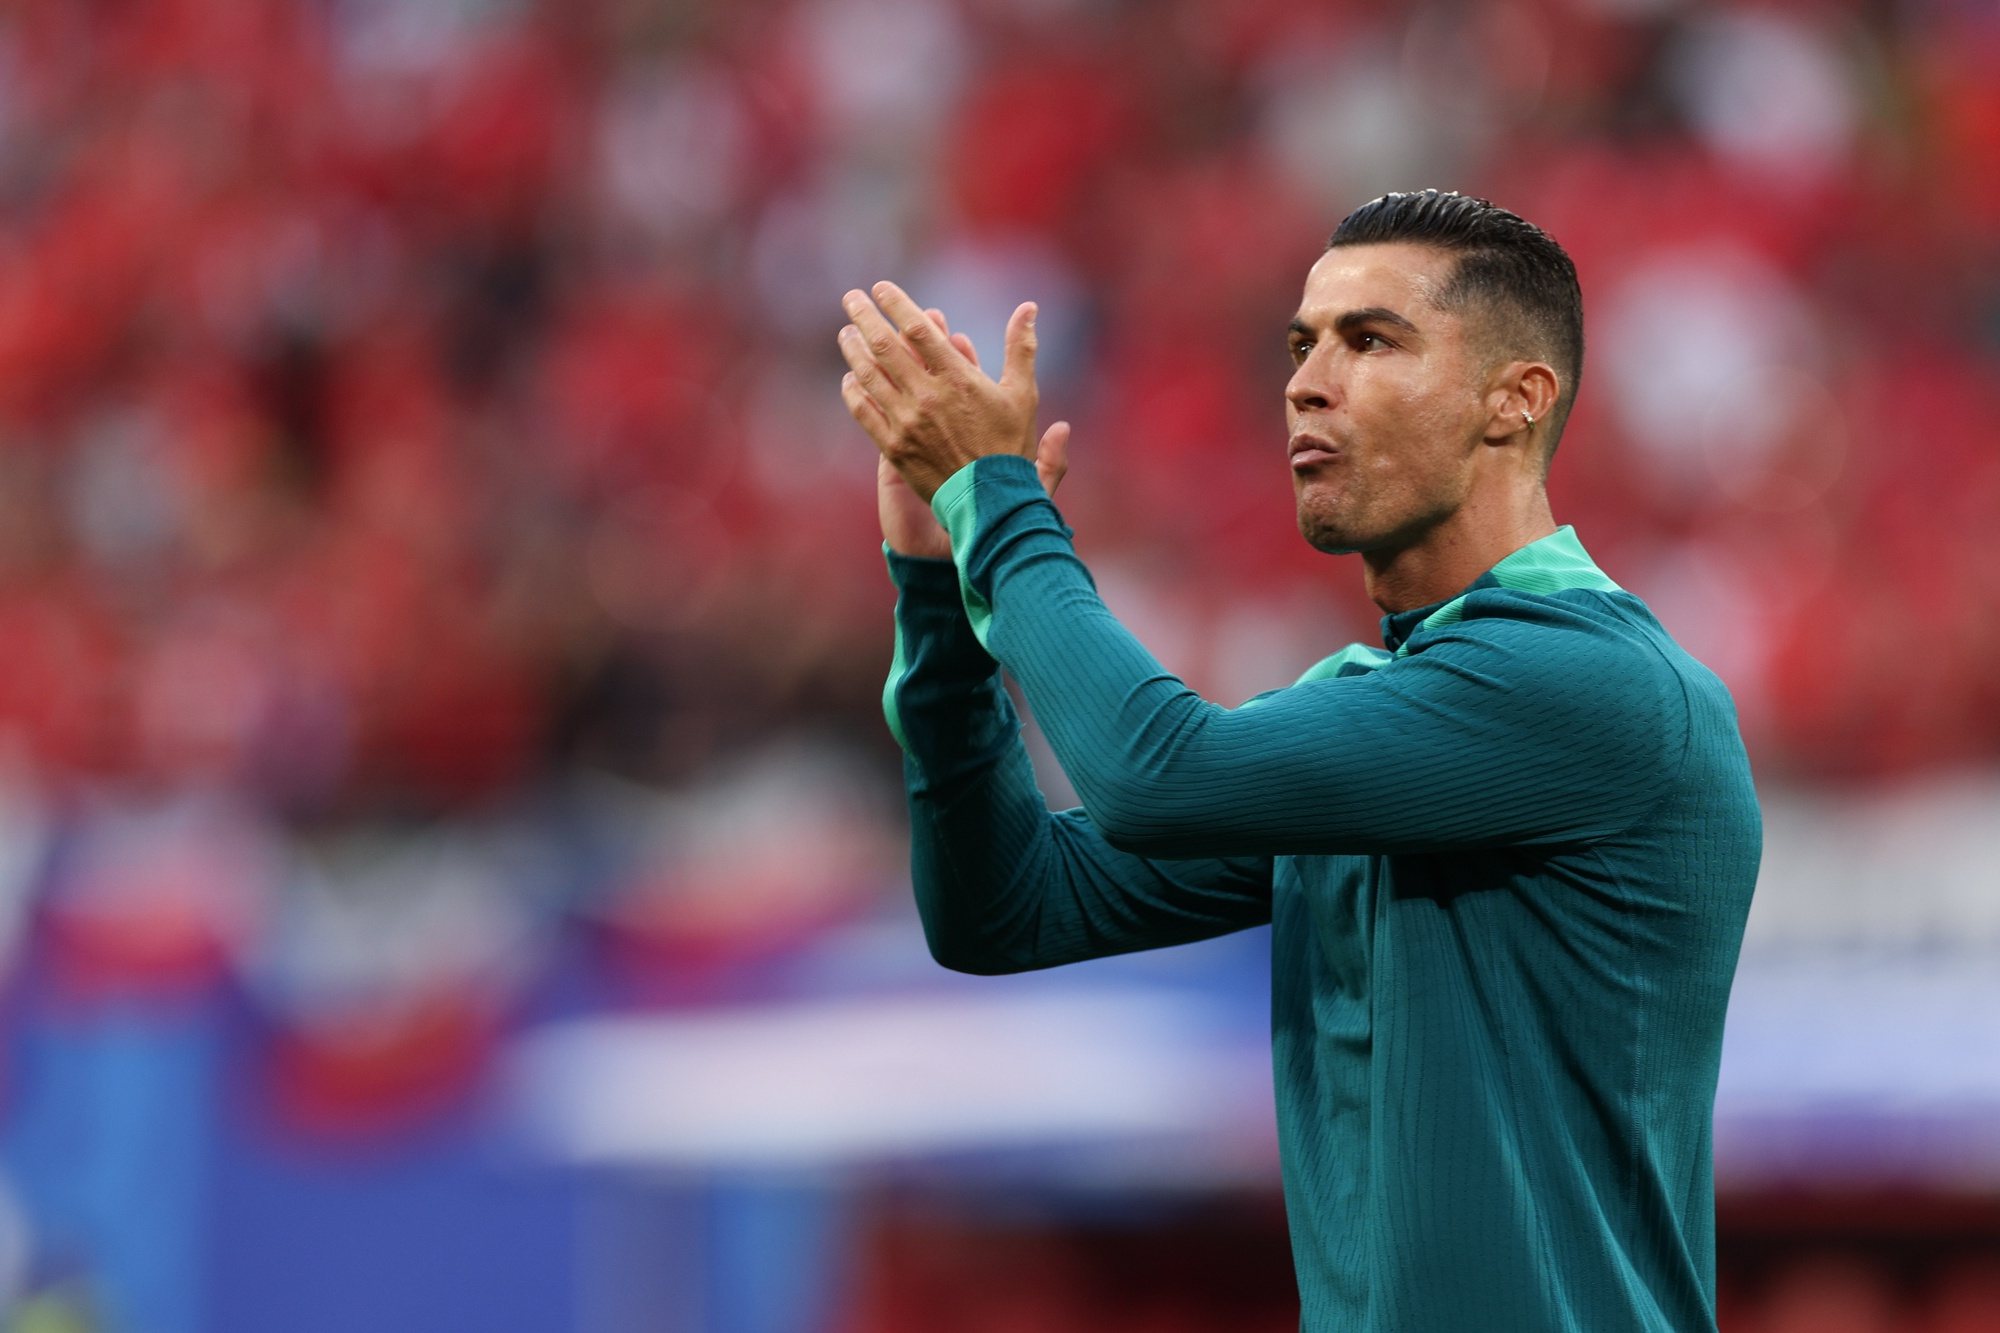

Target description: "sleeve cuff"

left=930, top=454, right=1043, bottom=560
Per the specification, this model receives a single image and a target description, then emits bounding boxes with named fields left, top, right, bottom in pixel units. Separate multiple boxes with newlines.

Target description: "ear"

left=1481, top=361, right=1561, bottom=445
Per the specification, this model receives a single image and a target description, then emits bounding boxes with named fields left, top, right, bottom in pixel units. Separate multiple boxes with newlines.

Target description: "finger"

left=871, top=281, right=966, bottom=376
left=1000, top=301, right=1039, bottom=393
left=840, top=370, right=894, bottom=449
left=1034, top=420, right=1071, bottom=494
left=927, top=306, right=981, bottom=370
left=840, top=290, right=921, bottom=391
left=838, top=324, right=905, bottom=406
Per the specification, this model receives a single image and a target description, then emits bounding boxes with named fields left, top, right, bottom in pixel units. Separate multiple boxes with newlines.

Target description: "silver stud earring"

left=1521, top=411, right=1535, bottom=428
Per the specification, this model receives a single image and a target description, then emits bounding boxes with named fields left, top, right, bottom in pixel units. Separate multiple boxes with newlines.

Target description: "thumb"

left=1000, top=301, right=1039, bottom=393
left=1034, top=420, right=1071, bottom=495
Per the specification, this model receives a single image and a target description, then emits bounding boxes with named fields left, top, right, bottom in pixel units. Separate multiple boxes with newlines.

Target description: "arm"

left=834, top=282, right=1675, bottom=863
left=930, top=456, right=1685, bottom=860
left=887, top=547, right=1272, bottom=974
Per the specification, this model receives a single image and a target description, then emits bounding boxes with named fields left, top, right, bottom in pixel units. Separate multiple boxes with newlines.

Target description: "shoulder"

left=1412, top=584, right=1677, bottom=671
left=1394, top=584, right=1694, bottom=738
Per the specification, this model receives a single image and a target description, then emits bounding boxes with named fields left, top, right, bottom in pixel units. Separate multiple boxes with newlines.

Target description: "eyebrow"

left=1288, top=307, right=1422, bottom=340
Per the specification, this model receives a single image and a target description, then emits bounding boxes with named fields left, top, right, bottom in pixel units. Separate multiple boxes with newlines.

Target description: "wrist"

left=885, top=532, right=953, bottom=560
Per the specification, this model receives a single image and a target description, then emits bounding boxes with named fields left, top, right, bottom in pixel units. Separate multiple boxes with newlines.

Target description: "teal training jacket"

left=884, top=454, right=1761, bottom=1333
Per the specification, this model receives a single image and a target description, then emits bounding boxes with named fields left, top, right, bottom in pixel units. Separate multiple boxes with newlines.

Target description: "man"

left=837, top=190, right=1760, bottom=1332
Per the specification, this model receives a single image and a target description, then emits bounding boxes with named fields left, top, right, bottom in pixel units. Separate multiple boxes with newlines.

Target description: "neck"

left=1361, top=485, right=1557, bottom=614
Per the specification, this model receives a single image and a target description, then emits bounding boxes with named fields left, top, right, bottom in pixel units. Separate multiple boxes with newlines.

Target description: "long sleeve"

left=929, top=455, right=1688, bottom=861
left=884, top=546, right=1271, bottom=974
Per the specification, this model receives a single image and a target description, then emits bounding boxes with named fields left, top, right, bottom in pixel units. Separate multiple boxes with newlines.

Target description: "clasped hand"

left=838, top=284, right=1070, bottom=550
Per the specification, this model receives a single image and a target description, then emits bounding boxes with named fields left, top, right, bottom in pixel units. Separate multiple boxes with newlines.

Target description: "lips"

left=1289, top=433, right=1340, bottom=470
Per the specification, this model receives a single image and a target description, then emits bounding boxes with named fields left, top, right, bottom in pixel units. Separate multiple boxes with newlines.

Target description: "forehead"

left=1297, top=242, right=1461, bottom=323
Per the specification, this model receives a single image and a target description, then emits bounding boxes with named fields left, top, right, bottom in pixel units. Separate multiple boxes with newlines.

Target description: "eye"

left=1288, top=338, right=1312, bottom=364
left=1352, top=331, right=1390, bottom=352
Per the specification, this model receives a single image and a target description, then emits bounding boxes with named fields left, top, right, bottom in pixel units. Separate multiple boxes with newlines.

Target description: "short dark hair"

left=1328, top=190, right=1584, bottom=458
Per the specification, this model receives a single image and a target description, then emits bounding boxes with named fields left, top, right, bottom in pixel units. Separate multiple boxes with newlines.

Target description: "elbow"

left=918, top=919, right=1033, bottom=976
left=929, top=945, right=1027, bottom=977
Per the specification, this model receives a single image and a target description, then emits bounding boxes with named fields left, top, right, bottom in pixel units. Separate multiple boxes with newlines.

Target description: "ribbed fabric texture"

left=889, top=455, right=1762, bottom=1332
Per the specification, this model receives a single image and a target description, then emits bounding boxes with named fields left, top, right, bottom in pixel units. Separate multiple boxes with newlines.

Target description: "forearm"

left=886, top=549, right=1270, bottom=971
left=928, top=459, right=1276, bottom=855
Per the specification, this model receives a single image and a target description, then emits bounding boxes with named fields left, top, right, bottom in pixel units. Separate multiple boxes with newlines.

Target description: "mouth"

left=1289, top=433, right=1340, bottom=471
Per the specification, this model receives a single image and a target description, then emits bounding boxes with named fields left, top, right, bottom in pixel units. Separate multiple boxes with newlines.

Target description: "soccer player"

left=836, top=190, right=1760, bottom=1333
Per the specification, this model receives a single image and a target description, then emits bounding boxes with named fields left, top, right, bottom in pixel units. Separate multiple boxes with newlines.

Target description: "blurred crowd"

left=0, top=0, right=1991, bottom=996
left=0, top=0, right=1997, bottom=1325
left=1, top=0, right=1996, bottom=812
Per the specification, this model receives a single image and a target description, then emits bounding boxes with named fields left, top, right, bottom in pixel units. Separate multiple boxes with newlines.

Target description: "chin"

left=1297, top=509, right=1365, bottom=556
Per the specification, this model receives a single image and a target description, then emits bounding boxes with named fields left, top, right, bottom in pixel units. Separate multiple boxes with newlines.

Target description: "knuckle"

left=868, top=332, right=898, bottom=358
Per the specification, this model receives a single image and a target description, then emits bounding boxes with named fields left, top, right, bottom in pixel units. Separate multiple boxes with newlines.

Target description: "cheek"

left=1351, top=380, right=1475, bottom=495
left=1387, top=373, right=1457, bottom=428
left=1352, top=372, right=1438, bottom=455
left=1377, top=366, right=1483, bottom=455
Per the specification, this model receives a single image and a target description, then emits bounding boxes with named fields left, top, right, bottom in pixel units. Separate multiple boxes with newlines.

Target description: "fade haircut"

left=1328, top=190, right=1584, bottom=461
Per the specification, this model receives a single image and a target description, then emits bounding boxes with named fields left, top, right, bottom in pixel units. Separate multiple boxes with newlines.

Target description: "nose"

left=1286, top=348, right=1333, bottom=414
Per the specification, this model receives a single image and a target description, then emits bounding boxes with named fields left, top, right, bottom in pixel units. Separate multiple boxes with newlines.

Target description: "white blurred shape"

left=0, top=741, right=49, bottom=978
left=1670, top=10, right=1857, bottom=186
left=1256, top=35, right=1460, bottom=211
left=597, top=61, right=749, bottom=237
left=67, top=404, right=185, bottom=567
left=513, top=988, right=1253, bottom=1168
left=1718, top=949, right=2000, bottom=1186
left=793, top=0, right=967, bottom=149
left=51, top=792, right=278, bottom=972
left=1749, top=775, right=2000, bottom=950
left=251, top=826, right=540, bottom=1021
left=653, top=740, right=898, bottom=928
left=912, top=235, right=1086, bottom=390
left=748, top=174, right=913, bottom=338
left=332, top=0, right=496, bottom=81
left=1697, top=777, right=2000, bottom=1185
left=1596, top=244, right=1818, bottom=490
